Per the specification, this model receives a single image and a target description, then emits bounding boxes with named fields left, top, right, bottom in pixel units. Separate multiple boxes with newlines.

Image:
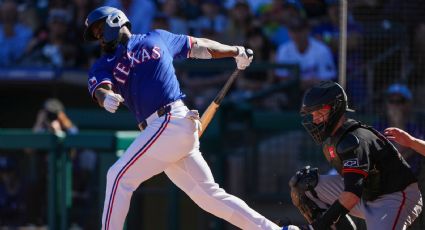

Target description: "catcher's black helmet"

left=300, top=81, right=354, bottom=144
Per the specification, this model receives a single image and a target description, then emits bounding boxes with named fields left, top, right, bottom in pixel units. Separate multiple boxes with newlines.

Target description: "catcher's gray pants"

left=307, top=175, right=422, bottom=230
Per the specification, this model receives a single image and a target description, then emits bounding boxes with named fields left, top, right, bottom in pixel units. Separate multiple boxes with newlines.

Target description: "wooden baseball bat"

left=199, top=49, right=253, bottom=137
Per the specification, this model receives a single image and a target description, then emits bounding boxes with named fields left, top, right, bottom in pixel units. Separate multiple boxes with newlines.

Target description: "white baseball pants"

left=101, top=102, right=280, bottom=230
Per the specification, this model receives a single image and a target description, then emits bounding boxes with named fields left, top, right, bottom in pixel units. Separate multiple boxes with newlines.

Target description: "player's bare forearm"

left=190, top=37, right=238, bottom=59
left=94, top=84, right=113, bottom=107
left=338, top=191, right=360, bottom=210
left=384, top=127, right=425, bottom=156
left=408, top=138, right=425, bottom=156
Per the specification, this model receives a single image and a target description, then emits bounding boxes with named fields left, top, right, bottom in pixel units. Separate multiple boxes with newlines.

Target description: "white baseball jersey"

left=275, top=38, right=336, bottom=81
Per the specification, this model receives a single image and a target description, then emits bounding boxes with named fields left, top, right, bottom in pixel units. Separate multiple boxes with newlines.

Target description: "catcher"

left=282, top=81, right=422, bottom=230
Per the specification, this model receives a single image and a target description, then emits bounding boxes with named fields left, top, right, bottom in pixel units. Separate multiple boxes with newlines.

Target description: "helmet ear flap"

left=102, top=11, right=130, bottom=43
left=84, top=6, right=131, bottom=42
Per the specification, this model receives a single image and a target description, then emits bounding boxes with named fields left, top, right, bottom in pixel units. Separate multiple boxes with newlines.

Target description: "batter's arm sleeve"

left=188, top=37, right=239, bottom=59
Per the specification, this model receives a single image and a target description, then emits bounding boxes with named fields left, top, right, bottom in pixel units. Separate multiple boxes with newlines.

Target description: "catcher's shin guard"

left=289, top=166, right=324, bottom=223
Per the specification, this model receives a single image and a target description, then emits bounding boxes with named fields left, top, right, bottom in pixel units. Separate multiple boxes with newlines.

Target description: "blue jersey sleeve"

left=87, top=58, right=114, bottom=99
left=155, top=29, right=191, bottom=59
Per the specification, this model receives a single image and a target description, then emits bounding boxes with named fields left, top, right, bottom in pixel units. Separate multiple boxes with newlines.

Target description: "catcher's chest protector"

left=322, top=119, right=361, bottom=173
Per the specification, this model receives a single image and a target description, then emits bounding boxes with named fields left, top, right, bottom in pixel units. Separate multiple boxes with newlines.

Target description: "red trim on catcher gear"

left=392, top=190, right=406, bottom=230
left=322, top=104, right=331, bottom=110
left=342, top=168, right=368, bottom=177
left=105, top=113, right=171, bottom=230
left=328, top=146, right=336, bottom=159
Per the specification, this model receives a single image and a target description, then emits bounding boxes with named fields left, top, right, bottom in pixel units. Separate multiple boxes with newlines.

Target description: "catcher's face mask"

left=300, top=81, right=353, bottom=145
left=301, top=104, right=332, bottom=145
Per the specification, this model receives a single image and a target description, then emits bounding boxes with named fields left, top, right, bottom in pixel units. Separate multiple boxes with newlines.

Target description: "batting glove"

left=103, top=92, right=124, bottom=113
left=234, top=46, right=253, bottom=70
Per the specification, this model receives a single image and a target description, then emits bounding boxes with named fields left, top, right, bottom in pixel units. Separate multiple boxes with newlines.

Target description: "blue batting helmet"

left=84, top=6, right=131, bottom=42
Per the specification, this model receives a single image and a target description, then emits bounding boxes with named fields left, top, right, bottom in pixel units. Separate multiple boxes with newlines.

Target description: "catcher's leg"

left=289, top=166, right=357, bottom=229
left=165, top=151, right=281, bottom=230
left=363, top=182, right=422, bottom=229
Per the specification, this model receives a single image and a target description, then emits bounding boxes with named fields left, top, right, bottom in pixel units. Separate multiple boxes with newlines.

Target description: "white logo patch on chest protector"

left=343, top=159, right=359, bottom=167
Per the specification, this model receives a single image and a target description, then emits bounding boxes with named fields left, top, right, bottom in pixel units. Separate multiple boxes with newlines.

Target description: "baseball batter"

left=84, top=6, right=281, bottom=230
left=282, top=81, right=422, bottom=230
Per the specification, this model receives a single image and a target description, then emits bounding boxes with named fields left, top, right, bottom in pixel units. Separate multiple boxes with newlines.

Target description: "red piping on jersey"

left=342, top=168, right=368, bottom=177
left=392, top=190, right=406, bottom=230
left=187, top=36, right=193, bottom=58
left=91, top=81, right=113, bottom=100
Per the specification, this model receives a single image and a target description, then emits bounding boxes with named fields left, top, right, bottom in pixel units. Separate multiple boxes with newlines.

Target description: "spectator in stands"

left=31, top=98, right=98, bottom=228
left=104, top=0, right=156, bottom=34
left=275, top=16, right=336, bottom=92
left=242, top=26, right=275, bottom=90
left=224, top=0, right=272, bottom=15
left=312, top=0, right=362, bottom=64
left=160, top=0, right=189, bottom=34
left=18, top=3, right=41, bottom=33
left=21, top=8, right=78, bottom=67
left=312, top=0, right=364, bottom=107
left=26, top=98, right=76, bottom=226
left=71, top=0, right=96, bottom=35
left=182, top=0, right=202, bottom=21
left=151, top=14, right=171, bottom=31
left=230, top=26, right=279, bottom=109
left=300, top=0, right=326, bottom=19
left=192, top=0, right=227, bottom=38
left=33, top=98, right=78, bottom=135
left=381, top=0, right=425, bottom=35
left=261, top=0, right=304, bottom=46
left=382, top=84, right=425, bottom=230
left=374, top=83, right=425, bottom=176
left=180, top=63, right=231, bottom=111
left=70, top=0, right=97, bottom=68
left=223, top=1, right=253, bottom=44
left=0, top=0, right=32, bottom=67
left=413, top=21, right=425, bottom=93
left=0, top=156, right=26, bottom=227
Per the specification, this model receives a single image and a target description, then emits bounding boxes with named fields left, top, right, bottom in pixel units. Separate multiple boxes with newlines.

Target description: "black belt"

left=139, top=104, right=172, bottom=130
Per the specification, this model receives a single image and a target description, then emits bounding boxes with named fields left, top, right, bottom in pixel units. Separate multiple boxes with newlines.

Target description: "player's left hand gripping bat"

left=199, top=49, right=253, bottom=137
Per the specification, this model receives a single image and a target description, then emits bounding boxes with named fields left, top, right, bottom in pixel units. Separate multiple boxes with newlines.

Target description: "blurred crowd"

left=0, top=0, right=424, bottom=108
left=0, top=98, right=98, bottom=228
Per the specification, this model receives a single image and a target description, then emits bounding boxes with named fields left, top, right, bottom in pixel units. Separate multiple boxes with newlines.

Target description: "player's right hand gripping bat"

left=199, top=49, right=253, bottom=137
